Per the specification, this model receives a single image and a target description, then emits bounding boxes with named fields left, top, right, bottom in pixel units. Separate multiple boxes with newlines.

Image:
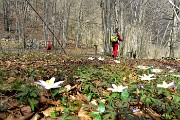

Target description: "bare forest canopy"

left=0, top=0, right=180, bottom=59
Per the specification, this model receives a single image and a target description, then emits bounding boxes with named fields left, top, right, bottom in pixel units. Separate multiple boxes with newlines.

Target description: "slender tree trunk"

left=3, top=0, right=10, bottom=31
left=169, top=0, right=178, bottom=58
left=75, top=0, right=83, bottom=48
left=43, top=0, right=48, bottom=48
left=52, top=0, right=56, bottom=48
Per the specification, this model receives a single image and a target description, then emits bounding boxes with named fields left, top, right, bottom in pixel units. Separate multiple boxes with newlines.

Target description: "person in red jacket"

left=111, top=28, right=123, bottom=60
left=47, top=41, right=52, bottom=53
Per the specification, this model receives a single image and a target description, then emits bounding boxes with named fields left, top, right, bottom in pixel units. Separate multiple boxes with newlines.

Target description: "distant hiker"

left=47, top=41, right=52, bottom=53
left=110, top=28, right=123, bottom=60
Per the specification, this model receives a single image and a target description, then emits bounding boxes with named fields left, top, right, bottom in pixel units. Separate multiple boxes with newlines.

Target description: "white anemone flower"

left=168, top=69, right=176, bottom=73
left=132, top=108, right=139, bottom=113
left=88, top=57, right=95, bottom=60
left=139, top=74, right=156, bottom=81
left=151, top=68, right=163, bottom=73
left=107, top=84, right=128, bottom=92
left=114, top=60, right=120, bottom=63
left=98, top=57, right=104, bottom=61
left=34, top=77, right=64, bottom=89
left=136, top=65, right=151, bottom=70
left=157, top=81, right=175, bottom=88
left=172, top=75, right=180, bottom=78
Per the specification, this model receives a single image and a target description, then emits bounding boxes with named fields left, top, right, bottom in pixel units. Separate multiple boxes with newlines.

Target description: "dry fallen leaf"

left=30, top=113, right=41, bottom=120
left=21, top=106, right=32, bottom=116
left=144, top=108, right=161, bottom=120
left=42, top=106, right=64, bottom=117
left=5, top=114, right=14, bottom=120
left=78, top=107, right=92, bottom=120
left=69, top=95, right=76, bottom=101
left=5, top=61, right=11, bottom=68
left=39, top=95, right=61, bottom=105
left=18, top=113, right=34, bottom=120
left=7, top=77, right=16, bottom=84
left=90, top=99, right=98, bottom=106
left=76, top=92, right=87, bottom=102
left=64, top=84, right=71, bottom=91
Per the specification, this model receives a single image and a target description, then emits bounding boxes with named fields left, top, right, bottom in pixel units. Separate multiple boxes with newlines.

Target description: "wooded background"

left=0, top=0, right=180, bottom=59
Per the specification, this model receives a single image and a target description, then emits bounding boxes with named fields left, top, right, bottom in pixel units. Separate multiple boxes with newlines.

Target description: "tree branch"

left=168, top=0, right=180, bottom=11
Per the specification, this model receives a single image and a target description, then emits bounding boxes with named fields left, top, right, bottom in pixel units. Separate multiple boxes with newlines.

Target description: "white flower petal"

left=151, top=69, right=162, bottom=73
left=35, top=80, right=48, bottom=87
left=157, top=84, right=166, bottom=88
left=50, top=77, right=56, bottom=83
left=139, top=74, right=156, bottom=81
left=88, top=57, right=95, bottom=60
left=107, top=88, right=114, bottom=91
left=35, top=78, right=64, bottom=89
left=167, top=81, right=174, bottom=88
left=108, top=84, right=128, bottom=92
left=169, top=69, right=175, bottom=73
left=112, top=84, right=117, bottom=89
left=172, top=75, right=180, bottom=77
left=136, top=65, right=150, bottom=70
left=98, top=57, right=104, bottom=61
left=51, top=85, right=61, bottom=89
left=114, top=60, right=120, bottom=63
left=157, top=81, right=175, bottom=88
left=53, top=81, right=64, bottom=86
left=149, top=74, right=155, bottom=77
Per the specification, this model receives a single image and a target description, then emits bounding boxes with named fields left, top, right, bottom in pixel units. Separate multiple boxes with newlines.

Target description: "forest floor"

left=0, top=50, right=180, bottom=120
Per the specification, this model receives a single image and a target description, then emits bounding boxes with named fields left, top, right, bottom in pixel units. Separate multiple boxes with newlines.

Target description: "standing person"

left=47, top=41, right=52, bottom=53
left=110, top=28, right=123, bottom=60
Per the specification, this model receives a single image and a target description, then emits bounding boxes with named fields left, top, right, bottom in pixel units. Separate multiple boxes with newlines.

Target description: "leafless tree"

left=3, top=0, right=10, bottom=31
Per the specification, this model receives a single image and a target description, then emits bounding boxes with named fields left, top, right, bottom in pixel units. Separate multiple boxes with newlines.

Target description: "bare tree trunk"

left=51, top=0, right=56, bottom=48
left=101, top=0, right=111, bottom=54
left=22, top=0, right=28, bottom=49
left=62, top=0, right=71, bottom=48
left=169, top=0, right=178, bottom=58
left=43, top=0, right=48, bottom=48
left=75, top=0, right=83, bottom=48
left=117, top=0, right=125, bottom=57
left=3, top=0, right=10, bottom=31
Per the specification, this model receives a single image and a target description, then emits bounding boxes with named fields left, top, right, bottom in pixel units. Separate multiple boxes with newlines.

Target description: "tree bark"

left=3, top=0, right=10, bottom=31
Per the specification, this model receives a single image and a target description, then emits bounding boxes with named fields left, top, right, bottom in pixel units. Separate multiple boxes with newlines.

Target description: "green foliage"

left=1, top=52, right=180, bottom=119
left=28, top=98, right=38, bottom=111
left=103, top=105, right=117, bottom=120
left=0, top=68, right=4, bottom=83
left=97, top=102, right=105, bottom=113
left=60, top=107, right=78, bottom=120
left=28, top=70, right=36, bottom=78
left=121, top=90, right=129, bottom=101
left=173, top=94, right=180, bottom=103
left=16, top=87, right=42, bottom=111
left=59, top=114, right=78, bottom=120
left=0, top=68, right=4, bottom=76
left=52, top=88, right=64, bottom=97
left=37, top=68, right=44, bottom=76
left=50, top=110, right=59, bottom=119
left=89, top=102, right=105, bottom=120
left=89, top=112, right=102, bottom=120
left=61, top=96, right=67, bottom=106
left=87, top=93, right=93, bottom=102
left=11, top=80, right=26, bottom=89
left=176, top=84, right=180, bottom=90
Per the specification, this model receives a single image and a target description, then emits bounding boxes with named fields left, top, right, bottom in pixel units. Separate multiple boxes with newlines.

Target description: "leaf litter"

left=0, top=52, right=180, bottom=120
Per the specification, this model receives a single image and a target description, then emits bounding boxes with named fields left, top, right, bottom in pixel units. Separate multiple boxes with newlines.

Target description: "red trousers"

left=112, top=43, right=119, bottom=58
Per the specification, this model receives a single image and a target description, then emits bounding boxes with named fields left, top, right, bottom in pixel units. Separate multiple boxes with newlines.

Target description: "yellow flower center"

left=163, top=82, right=168, bottom=87
left=142, top=66, right=148, bottom=69
left=117, top=86, right=122, bottom=91
left=46, top=80, right=53, bottom=86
